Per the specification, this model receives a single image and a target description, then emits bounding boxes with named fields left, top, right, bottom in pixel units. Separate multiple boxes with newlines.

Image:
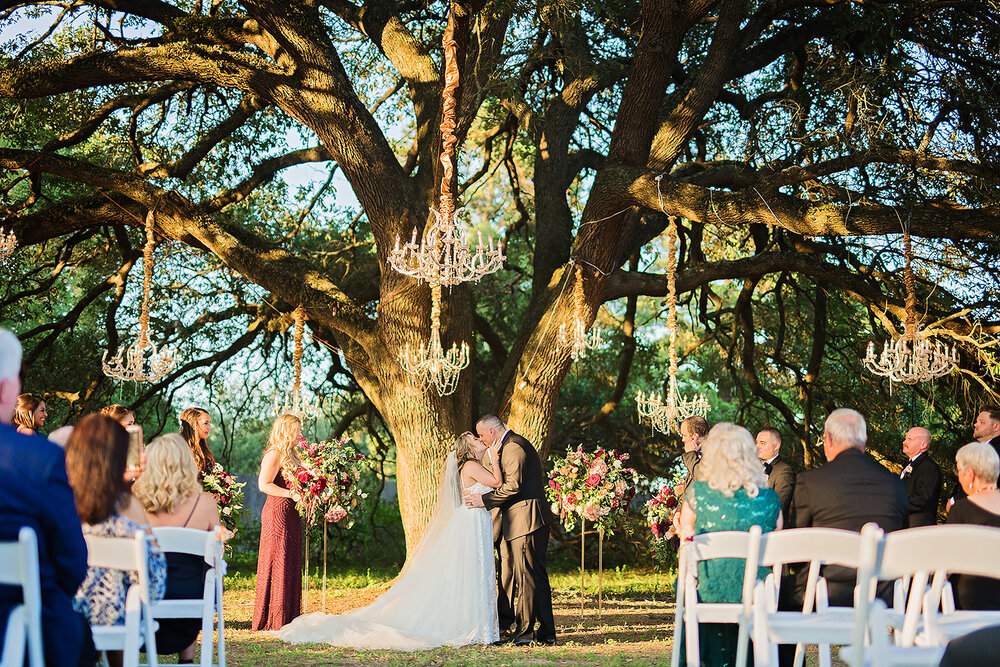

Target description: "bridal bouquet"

left=286, top=437, right=370, bottom=529
left=202, top=462, right=247, bottom=532
left=545, top=445, right=639, bottom=534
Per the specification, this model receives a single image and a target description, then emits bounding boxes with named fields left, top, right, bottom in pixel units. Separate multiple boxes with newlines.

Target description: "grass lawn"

left=156, top=566, right=839, bottom=665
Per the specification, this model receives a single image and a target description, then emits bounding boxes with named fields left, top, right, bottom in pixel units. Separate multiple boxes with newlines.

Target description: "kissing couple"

left=274, top=414, right=556, bottom=649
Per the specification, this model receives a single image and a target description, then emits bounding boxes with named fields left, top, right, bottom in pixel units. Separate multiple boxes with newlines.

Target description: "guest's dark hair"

left=981, top=405, right=1000, bottom=423
left=65, top=414, right=129, bottom=524
left=179, top=407, right=216, bottom=474
left=758, top=426, right=782, bottom=444
left=681, top=415, right=710, bottom=438
left=13, top=393, right=43, bottom=430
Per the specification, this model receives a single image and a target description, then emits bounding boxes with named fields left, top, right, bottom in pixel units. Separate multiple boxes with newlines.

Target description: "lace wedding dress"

left=273, top=451, right=499, bottom=650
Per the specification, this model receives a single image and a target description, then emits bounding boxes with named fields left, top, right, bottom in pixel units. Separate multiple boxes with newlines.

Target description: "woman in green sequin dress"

left=675, top=423, right=783, bottom=666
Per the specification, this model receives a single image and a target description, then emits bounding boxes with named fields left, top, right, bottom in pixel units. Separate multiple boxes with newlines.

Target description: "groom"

left=465, top=414, right=556, bottom=646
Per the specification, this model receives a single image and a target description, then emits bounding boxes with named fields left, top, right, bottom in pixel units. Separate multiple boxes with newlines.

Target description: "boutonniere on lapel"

left=901, top=464, right=913, bottom=478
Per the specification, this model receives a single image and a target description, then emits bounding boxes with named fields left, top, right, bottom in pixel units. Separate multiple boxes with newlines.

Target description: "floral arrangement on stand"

left=202, top=462, right=247, bottom=533
left=545, top=445, right=639, bottom=619
left=645, top=476, right=686, bottom=566
left=284, top=436, right=370, bottom=613
left=285, top=437, right=370, bottom=529
left=546, top=445, right=639, bottom=534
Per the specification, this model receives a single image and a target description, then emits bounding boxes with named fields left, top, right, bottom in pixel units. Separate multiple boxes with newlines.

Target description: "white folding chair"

left=752, top=523, right=883, bottom=667
left=146, top=526, right=226, bottom=667
left=670, top=526, right=763, bottom=667
left=0, top=526, right=43, bottom=667
left=85, top=531, right=159, bottom=667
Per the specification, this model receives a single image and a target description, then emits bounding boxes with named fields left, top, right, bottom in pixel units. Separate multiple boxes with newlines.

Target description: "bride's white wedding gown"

left=273, top=452, right=499, bottom=650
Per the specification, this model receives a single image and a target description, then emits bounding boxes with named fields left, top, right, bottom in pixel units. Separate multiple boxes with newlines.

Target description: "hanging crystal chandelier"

left=635, top=216, right=709, bottom=434
left=399, top=284, right=469, bottom=395
left=557, top=262, right=603, bottom=361
left=103, top=211, right=178, bottom=383
left=273, top=305, right=322, bottom=418
left=0, top=228, right=17, bottom=267
left=863, top=224, right=959, bottom=384
left=388, top=26, right=505, bottom=286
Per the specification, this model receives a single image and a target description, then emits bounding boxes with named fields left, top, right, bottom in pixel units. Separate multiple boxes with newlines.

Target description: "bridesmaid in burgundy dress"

left=253, top=413, right=304, bottom=630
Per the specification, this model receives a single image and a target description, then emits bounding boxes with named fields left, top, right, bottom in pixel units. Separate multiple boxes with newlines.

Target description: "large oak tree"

left=2, top=0, right=998, bottom=549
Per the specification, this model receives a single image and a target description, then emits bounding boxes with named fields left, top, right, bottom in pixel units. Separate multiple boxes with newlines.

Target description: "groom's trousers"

left=510, top=526, right=556, bottom=642
left=496, top=536, right=515, bottom=632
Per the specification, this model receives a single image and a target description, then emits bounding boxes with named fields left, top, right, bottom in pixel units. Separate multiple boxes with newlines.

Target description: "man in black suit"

left=467, top=414, right=555, bottom=646
left=756, top=426, right=795, bottom=520
left=0, top=328, right=93, bottom=667
left=949, top=406, right=1000, bottom=505
left=679, top=415, right=709, bottom=496
left=900, top=426, right=942, bottom=527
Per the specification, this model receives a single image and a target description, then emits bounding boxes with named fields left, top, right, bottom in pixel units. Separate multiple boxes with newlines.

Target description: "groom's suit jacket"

left=482, top=430, right=554, bottom=541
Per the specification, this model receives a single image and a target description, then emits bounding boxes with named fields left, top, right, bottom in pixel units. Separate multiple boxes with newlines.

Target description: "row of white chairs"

left=671, top=523, right=1000, bottom=667
left=0, top=525, right=226, bottom=667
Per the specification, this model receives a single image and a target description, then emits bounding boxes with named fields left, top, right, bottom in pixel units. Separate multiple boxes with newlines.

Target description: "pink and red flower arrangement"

left=202, top=462, right=246, bottom=532
left=645, top=477, right=686, bottom=540
left=545, top=445, right=639, bottom=534
left=284, top=437, right=369, bottom=529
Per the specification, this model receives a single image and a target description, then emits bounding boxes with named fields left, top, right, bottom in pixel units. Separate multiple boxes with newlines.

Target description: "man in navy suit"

left=0, top=327, right=92, bottom=666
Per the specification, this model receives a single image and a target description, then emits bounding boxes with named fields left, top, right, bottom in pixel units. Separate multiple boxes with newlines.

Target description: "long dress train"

left=274, top=452, right=499, bottom=650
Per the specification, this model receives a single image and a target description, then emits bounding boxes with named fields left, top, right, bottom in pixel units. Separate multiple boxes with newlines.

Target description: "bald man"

left=900, top=426, right=942, bottom=527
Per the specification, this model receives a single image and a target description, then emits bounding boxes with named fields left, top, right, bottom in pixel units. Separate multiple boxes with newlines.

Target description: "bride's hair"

left=453, top=432, right=479, bottom=468
left=267, top=413, right=303, bottom=470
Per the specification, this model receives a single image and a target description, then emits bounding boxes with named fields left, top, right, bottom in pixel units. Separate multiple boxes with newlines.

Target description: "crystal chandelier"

left=103, top=211, right=178, bottom=383
left=390, top=11, right=496, bottom=394
left=636, top=216, right=709, bottom=434
left=399, top=284, right=469, bottom=396
left=387, top=24, right=504, bottom=286
left=863, top=223, right=959, bottom=384
left=558, top=262, right=603, bottom=361
left=274, top=305, right=322, bottom=419
left=0, top=228, right=17, bottom=267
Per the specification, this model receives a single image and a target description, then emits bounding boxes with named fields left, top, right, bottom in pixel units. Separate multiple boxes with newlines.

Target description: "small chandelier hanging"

left=103, top=211, right=178, bottom=383
left=388, top=11, right=504, bottom=288
left=557, top=262, right=603, bottom=361
left=399, top=284, right=469, bottom=396
left=636, top=216, right=709, bottom=434
left=273, top=305, right=322, bottom=419
left=0, top=228, right=17, bottom=267
left=863, top=223, right=959, bottom=384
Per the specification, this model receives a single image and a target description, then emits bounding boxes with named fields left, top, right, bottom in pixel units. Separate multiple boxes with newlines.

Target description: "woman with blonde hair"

left=253, top=413, right=304, bottom=630
left=179, top=406, right=216, bottom=478
left=674, top=422, right=782, bottom=665
left=13, top=393, right=47, bottom=435
left=134, top=433, right=220, bottom=663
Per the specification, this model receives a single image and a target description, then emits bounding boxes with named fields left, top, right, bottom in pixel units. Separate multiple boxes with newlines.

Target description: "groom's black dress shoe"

left=512, top=637, right=535, bottom=647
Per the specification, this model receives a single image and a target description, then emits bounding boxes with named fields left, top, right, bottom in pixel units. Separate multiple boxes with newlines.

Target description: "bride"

left=274, top=432, right=502, bottom=650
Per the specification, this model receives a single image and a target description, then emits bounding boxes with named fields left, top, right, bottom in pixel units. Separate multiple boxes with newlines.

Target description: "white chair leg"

left=685, top=583, right=700, bottom=667
left=735, top=617, right=749, bottom=667
left=819, top=643, right=832, bottom=667
left=793, top=642, right=806, bottom=667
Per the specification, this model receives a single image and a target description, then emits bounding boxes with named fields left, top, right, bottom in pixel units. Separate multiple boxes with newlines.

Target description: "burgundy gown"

left=252, top=472, right=303, bottom=630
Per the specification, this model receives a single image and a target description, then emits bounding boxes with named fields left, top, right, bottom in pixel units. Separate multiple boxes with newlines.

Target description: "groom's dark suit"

left=482, top=430, right=555, bottom=644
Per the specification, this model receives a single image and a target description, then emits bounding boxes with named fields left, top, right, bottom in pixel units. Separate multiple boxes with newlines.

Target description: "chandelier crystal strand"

left=102, top=210, right=178, bottom=383
left=274, top=305, right=321, bottom=418
left=387, top=23, right=505, bottom=286
left=636, top=217, right=709, bottom=434
left=557, top=263, right=603, bottom=361
left=0, top=228, right=17, bottom=267
left=398, top=284, right=469, bottom=395
left=863, top=221, right=959, bottom=384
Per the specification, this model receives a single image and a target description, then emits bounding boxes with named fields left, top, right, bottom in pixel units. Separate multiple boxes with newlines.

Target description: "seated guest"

left=134, top=433, right=221, bottom=664
left=900, top=426, right=942, bottom=527
left=0, top=328, right=93, bottom=667
left=945, top=441, right=1000, bottom=610
left=675, top=422, right=782, bottom=665
left=950, top=406, right=1000, bottom=504
left=100, top=404, right=135, bottom=427
left=13, top=392, right=47, bottom=436
left=65, top=414, right=166, bottom=631
left=939, top=625, right=1000, bottom=666
left=756, top=426, right=796, bottom=519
